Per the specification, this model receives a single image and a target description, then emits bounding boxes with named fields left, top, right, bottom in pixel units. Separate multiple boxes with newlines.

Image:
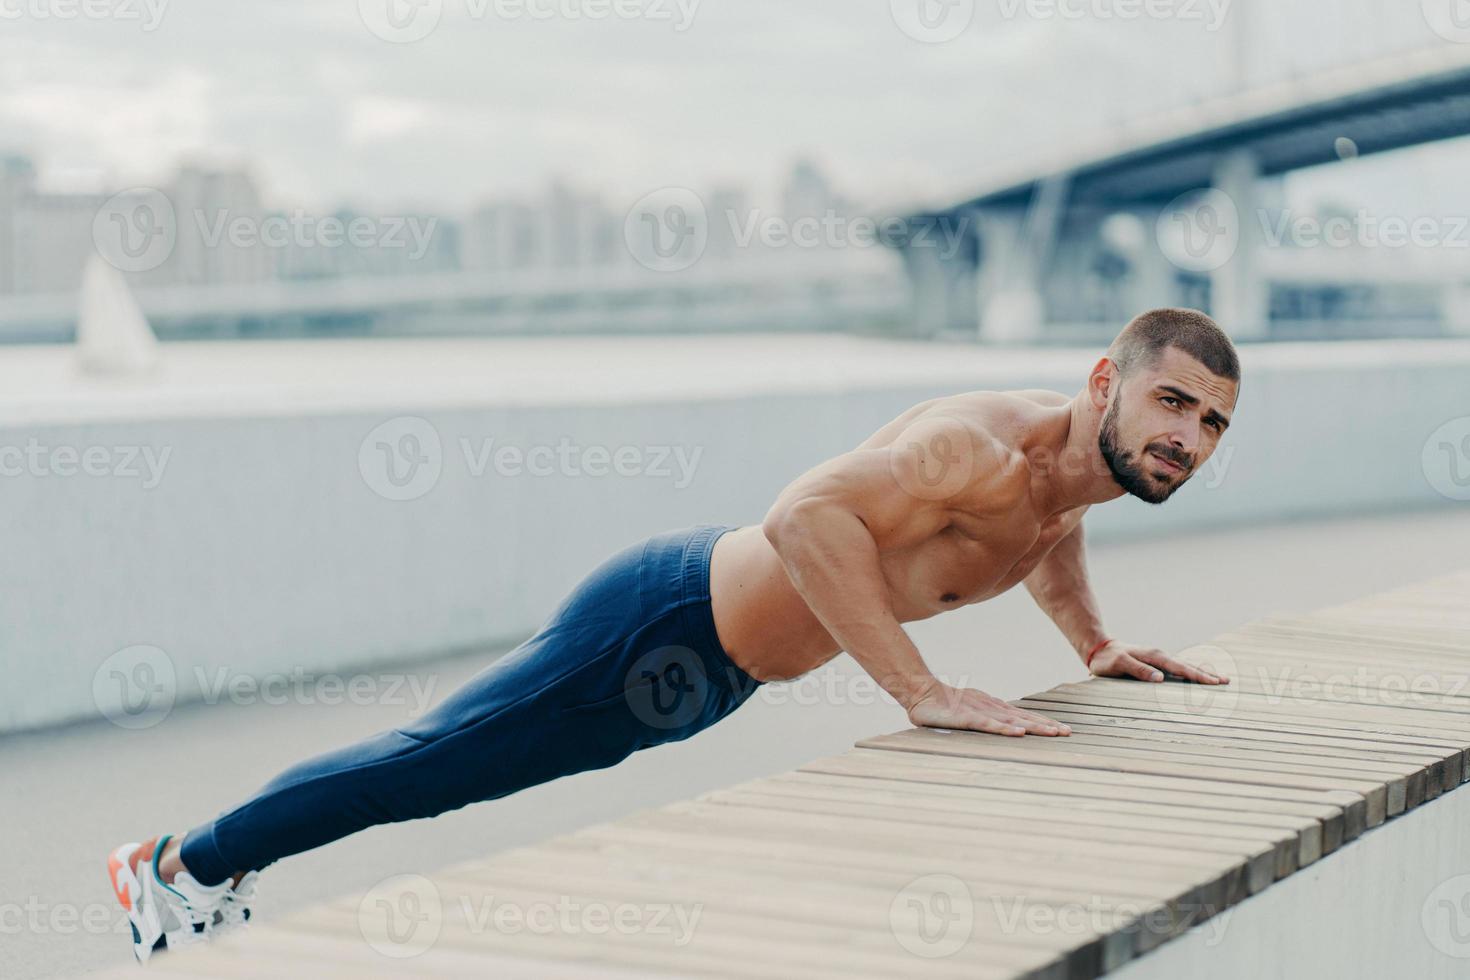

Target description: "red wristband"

left=1084, top=638, right=1112, bottom=666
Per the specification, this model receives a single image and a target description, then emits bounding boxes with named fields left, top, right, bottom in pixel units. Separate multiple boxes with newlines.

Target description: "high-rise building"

left=781, top=159, right=836, bottom=221
left=11, top=188, right=110, bottom=295
left=706, top=187, right=749, bottom=263
left=462, top=200, right=540, bottom=272
left=156, top=165, right=275, bottom=288
left=0, top=156, right=39, bottom=294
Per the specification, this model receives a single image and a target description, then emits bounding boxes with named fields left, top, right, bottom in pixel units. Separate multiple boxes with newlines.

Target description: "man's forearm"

left=1024, top=523, right=1109, bottom=662
left=763, top=502, right=938, bottom=708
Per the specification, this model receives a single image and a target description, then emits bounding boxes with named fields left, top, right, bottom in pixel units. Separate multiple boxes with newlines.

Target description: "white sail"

left=75, top=254, right=159, bottom=376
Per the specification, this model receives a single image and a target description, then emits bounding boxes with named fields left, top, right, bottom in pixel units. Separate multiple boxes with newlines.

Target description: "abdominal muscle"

left=708, top=516, right=1062, bottom=683
left=707, top=525, right=845, bottom=682
left=708, top=524, right=1003, bottom=683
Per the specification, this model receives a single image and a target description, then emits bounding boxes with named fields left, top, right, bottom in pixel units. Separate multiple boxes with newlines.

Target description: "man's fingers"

left=1174, top=661, right=1229, bottom=684
left=1145, top=652, right=1228, bottom=685
left=970, top=716, right=1026, bottom=737
left=1012, top=715, right=1069, bottom=736
left=1121, top=654, right=1165, bottom=682
left=1006, top=705, right=1071, bottom=735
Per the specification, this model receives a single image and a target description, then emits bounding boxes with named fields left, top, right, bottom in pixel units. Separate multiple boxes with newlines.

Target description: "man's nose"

left=1167, top=426, right=1199, bottom=460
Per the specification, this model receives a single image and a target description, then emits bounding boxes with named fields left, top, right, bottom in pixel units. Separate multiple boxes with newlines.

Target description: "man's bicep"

left=764, top=449, right=934, bottom=545
left=768, top=429, right=1005, bottom=547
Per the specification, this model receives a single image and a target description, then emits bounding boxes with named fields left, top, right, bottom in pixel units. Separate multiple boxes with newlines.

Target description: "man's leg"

left=178, top=527, right=680, bottom=884
left=110, top=524, right=760, bottom=957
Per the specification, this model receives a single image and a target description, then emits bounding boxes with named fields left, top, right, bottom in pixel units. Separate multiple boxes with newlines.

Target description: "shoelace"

left=163, top=899, right=217, bottom=949
left=215, top=875, right=259, bottom=935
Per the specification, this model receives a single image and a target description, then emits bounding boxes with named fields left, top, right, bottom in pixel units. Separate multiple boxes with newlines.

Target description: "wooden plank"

left=134, top=925, right=652, bottom=979
left=1171, top=653, right=1470, bottom=714
left=707, top=776, right=1305, bottom=873
left=1012, top=697, right=1467, bottom=785
left=806, top=748, right=1353, bottom=851
left=442, top=853, right=1113, bottom=975
left=516, top=830, right=1233, bottom=957
left=628, top=801, right=1251, bottom=888
left=1208, top=633, right=1470, bottom=673
left=857, top=728, right=1388, bottom=826
left=766, top=770, right=1325, bottom=866
left=1067, top=677, right=1470, bottom=728
left=1037, top=680, right=1470, bottom=744
left=1018, top=689, right=1470, bottom=773
left=576, top=817, right=1244, bottom=923
left=997, top=726, right=1431, bottom=809
left=701, top=787, right=1292, bottom=883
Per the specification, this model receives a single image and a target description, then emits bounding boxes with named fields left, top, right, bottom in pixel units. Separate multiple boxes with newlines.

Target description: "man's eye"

left=1160, top=397, right=1179, bottom=408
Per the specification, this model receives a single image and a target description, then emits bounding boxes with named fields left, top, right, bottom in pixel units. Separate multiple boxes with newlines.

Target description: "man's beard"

left=1098, top=397, right=1189, bottom=505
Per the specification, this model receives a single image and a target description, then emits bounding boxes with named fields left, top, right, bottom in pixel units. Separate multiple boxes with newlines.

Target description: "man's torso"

left=709, top=389, right=1090, bottom=680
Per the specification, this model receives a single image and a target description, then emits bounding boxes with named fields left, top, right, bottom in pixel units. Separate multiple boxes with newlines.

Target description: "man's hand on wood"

left=1088, top=641, right=1229, bottom=684
left=906, top=681, right=1072, bottom=737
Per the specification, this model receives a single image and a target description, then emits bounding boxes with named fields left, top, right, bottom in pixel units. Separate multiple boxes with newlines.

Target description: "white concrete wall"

left=2, top=336, right=1467, bottom=732
left=1112, top=782, right=1470, bottom=980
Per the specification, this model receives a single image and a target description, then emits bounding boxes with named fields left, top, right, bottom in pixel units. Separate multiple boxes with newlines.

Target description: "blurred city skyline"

left=4, top=0, right=1470, bottom=343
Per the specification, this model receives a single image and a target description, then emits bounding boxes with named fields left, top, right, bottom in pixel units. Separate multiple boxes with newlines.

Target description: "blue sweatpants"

left=179, top=524, right=762, bottom=886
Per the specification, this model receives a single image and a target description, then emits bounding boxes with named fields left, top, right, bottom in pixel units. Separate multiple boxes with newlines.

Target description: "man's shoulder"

left=931, top=389, right=1070, bottom=445
left=884, top=394, right=1041, bottom=506
left=1008, top=388, right=1072, bottom=409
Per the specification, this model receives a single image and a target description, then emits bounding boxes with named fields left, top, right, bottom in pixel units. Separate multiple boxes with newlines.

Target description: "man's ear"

left=1088, top=357, right=1117, bottom=409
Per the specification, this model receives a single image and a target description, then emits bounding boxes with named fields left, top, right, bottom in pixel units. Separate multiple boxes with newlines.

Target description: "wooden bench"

left=112, top=569, right=1470, bottom=978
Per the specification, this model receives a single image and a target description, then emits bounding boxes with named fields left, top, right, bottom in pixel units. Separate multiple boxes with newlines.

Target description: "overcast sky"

left=0, top=0, right=1465, bottom=217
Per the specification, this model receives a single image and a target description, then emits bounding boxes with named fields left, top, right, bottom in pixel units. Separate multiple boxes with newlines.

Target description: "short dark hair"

left=1107, top=308, right=1240, bottom=383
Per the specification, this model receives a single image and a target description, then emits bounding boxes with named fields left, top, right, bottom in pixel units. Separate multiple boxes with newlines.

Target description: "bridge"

left=892, top=44, right=1470, bottom=341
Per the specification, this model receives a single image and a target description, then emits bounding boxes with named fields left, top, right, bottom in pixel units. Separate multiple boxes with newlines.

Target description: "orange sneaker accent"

left=110, top=837, right=161, bottom=912
left=131, top=837, right=161, bottom=877
left=107, top=851, right=131, bottom=911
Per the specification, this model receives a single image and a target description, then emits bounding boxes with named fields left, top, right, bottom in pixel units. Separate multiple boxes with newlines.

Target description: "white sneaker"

left=107, top=835, right=232, bottom=963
